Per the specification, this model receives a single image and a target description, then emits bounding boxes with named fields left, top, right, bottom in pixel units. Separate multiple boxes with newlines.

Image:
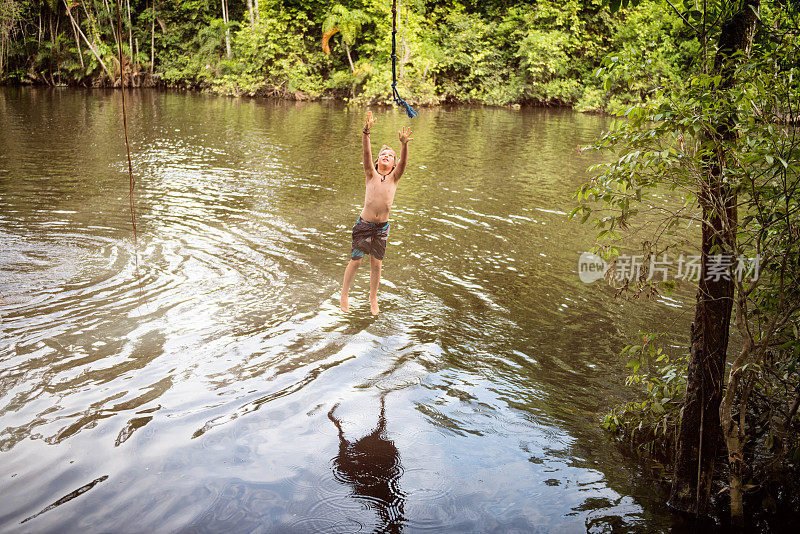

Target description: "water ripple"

left=0, top=89, right=688, bottom=533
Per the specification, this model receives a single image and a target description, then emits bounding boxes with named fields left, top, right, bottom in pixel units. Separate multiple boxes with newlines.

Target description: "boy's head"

left=374, top=145, right=397, bottom=174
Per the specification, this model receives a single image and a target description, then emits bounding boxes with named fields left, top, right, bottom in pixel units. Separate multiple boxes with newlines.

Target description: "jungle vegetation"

left=0, top=0, right=696, bottom=111
left=576, top=0, right=800, bottom=527
left=3, top=0, right=799, bottom=527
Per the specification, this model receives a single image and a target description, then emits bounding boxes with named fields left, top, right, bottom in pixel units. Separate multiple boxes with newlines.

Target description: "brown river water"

left=0, top=87, right=694, bottom=532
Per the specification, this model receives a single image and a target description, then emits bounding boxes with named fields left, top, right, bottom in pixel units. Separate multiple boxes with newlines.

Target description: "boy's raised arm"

left=362, top=111, right=376, bottom=179
left=394, top=126, right=414, bottom=180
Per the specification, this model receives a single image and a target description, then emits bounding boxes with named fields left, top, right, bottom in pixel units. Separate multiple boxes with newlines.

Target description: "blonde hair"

left=374, top=145, right=397, bottom=171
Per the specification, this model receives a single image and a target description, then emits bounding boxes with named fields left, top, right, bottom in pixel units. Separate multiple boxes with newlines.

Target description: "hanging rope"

left=391, top=0, right=417, bottom=118
left=115, top=0, right=142, bottom=296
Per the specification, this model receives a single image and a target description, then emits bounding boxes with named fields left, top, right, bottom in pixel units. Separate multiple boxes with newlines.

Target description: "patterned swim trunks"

left=351, top=217, right=390, bottom=261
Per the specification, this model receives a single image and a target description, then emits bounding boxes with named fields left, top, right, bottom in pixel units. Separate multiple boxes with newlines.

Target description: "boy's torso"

left=361, top=174, right=399, bottom=222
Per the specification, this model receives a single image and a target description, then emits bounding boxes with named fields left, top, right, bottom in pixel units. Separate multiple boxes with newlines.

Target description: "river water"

left=0, top=87, right=693, bottom=533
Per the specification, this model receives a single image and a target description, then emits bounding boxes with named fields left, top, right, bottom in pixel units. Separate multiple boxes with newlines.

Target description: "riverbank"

left=1, top=77, right=595, bottom=111
left=1, top=1, right=695, bottom=116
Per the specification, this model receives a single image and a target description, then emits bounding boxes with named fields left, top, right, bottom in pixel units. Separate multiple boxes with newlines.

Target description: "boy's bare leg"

left=369, top=256, right=382, bottom=315
left=340, top=258, right=362, bottom=312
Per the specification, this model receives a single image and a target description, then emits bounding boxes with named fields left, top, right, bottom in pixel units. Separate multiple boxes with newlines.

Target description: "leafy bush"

left=601, top=332, right=687, bottom=464
left=0, top=0, right=706, bottom=108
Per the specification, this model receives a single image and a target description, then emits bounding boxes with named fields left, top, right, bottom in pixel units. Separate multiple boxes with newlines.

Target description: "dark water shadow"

left=328, top=395, right=405, bottom=533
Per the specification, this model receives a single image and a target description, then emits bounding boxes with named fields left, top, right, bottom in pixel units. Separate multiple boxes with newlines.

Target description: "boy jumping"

left=340, top=111, right=413, bottom=315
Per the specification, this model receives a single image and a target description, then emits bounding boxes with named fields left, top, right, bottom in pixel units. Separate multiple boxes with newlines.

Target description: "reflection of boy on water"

left=328, top=396, right=405, bottom=533
left=340, top=110, right=413, bottom=316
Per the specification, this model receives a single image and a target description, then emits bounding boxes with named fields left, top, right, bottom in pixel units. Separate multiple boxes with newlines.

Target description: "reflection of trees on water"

left=328, top=395, right=405, bottom=533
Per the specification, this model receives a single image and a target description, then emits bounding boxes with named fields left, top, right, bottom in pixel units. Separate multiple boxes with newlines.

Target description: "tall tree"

left=150, top=0, right=154, bottom=75
left=667, top=0, right=760, bottom=518
left=577, top=0, right=773, bottom=521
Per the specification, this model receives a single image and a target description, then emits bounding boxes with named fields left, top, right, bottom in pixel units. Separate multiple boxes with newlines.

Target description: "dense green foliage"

left=600, top=332, right=686, bottom=465
left=577, top=0, right=800, bottom=521
left=1, top=0, right=697, bottom=109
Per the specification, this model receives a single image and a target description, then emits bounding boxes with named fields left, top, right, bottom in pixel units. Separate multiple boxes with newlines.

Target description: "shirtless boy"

left=340, top=110, right=413, bottom=315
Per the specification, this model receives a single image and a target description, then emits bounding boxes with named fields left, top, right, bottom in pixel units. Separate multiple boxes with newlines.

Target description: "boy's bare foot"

left=340, top=293, right=349, bottom=313
left=370, top=299, right=379, bottom=315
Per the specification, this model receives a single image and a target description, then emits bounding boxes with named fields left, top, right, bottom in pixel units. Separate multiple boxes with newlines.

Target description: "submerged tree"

left=715, top=25, right=800, bottom=524
left=576, top=0, right=800, bottom=523
left=666, top=1, right=760, bottom=519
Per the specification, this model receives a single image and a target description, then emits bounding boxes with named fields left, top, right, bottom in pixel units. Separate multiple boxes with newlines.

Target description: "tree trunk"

left=150, top=0, right=155, bottom=75
left=54, top=12, right=60, bottom=84
left=254, top=0, right=259, bottom=23
left=668, top=220, right=735, bottom=517
left=721, top=367, right=752, bottom=528
left=344, top=41, right=355, bottom=98
left=126, top=0, right=133, bottom=60
left=221, top=0, right=231, bottom=59
left=247, top=0, right=254, bottom=26
left=63, top=0, right=113, bottom=79
left=344, top=41, right=354, bottom=73
left=68, top=9, right=85, bottom=69
left=668, top=0, right=760, bottom=520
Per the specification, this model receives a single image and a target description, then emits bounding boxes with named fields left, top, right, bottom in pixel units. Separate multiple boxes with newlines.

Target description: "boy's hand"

left=364, top=111, right=376, bottom=131
left=398, top=126, right=414, bottom=144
